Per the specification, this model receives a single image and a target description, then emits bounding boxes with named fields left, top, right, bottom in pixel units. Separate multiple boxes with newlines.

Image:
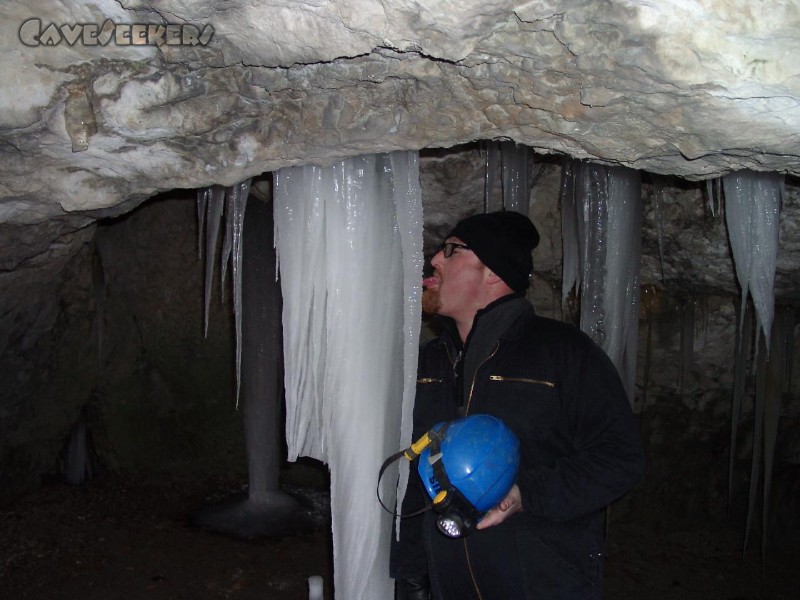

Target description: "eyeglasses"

left=441, top=241, right=471, bottom=258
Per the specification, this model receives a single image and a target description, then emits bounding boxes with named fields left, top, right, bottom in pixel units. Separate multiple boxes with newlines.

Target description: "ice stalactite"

left=651, top=176, right=668, bottom=281
left=196, top=187, right=209, bottom=259
left=484, top=141, right=531, bottom=214
left=559, top=159, right=580, bottom=305
left=722, top=170, right=787, bottom=558
left=484, top=141, right=499, bottom=213
left=706, top=177, right=723, bottom=218
left=228, top=181, right=251, bottom=402
left=274, top=151, right=423, bottom=600
left=197, top=181, right=251, bottom=401
left=500, top=141, right=531, bottom=214
left=745, top=306, right=795, bottom=559
left=723, top=171, right=783, bottom=349
left=639, top=285, right=659, bottom=419
left=560, top=160, right=643, bottom=404
left=192, top=191, right=305, bottom=540
left=201, top=186, right=225, bottom=337
left=729, top=300, right=753, bottom=513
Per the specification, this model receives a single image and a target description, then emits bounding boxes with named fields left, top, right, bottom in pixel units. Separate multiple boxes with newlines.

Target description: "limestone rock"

left=0, top=0, right=798, bottom=226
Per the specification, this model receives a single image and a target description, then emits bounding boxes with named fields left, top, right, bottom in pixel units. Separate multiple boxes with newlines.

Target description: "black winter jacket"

left=391, top=295, right=645, bottom=600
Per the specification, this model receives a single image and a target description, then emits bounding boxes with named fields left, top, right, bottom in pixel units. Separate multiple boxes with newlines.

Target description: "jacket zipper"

left=462, top=340, right=498, bottom=600
left=488, top=374, right=556, bottom=388
left=464, top=341, right=499, bottom=417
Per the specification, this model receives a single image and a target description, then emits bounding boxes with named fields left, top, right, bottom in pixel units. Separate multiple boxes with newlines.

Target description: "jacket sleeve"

left=516, top=339, right=645, bottom=521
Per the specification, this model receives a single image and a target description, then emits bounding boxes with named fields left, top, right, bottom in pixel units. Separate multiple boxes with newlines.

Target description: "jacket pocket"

left=416, top=377, right=444, bottom=384
left=488, top=375, right=556, bottom=388
left=483, top=375, right=560, bottom=435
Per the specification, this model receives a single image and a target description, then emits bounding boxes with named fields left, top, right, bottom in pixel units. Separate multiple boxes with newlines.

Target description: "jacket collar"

left=434, top=291, right=535, bottom=350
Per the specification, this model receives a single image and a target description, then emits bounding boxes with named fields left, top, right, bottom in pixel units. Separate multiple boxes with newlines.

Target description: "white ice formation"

left=560, top=160, right=643, bottom=404
left=274, top=151, right=423, bottom=600
left=197, top=180, right=252, bottom=402
left=723, top=171, right=784, bottom=349
left=500, top=141, right=531, bottom=214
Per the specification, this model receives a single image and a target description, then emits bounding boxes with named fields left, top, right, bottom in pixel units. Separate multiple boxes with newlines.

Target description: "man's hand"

left=476, top=484, right=522, bottom=530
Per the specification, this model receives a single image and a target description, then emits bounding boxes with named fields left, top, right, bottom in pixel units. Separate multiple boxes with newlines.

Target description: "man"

left=390, top=211, right=645, bottom=600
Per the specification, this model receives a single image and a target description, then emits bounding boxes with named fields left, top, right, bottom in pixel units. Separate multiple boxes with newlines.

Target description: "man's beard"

left=422, top=287, right=442, bottom=315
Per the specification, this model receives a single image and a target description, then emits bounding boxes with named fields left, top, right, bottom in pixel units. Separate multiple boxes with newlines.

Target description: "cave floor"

left=1, top=472, right=797, bottom=600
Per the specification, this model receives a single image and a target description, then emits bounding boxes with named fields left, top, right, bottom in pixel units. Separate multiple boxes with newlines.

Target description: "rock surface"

left=1, top=0, right=799, bottom=226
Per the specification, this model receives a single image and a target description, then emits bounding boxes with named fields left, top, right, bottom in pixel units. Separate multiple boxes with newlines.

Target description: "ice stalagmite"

left=274, top=152, right=423, bottom=600
left=559, top=160, right=643, bottom=404
left=192, top=189, right=303, bottom=540
left=723, top=171, right=783, bottom=348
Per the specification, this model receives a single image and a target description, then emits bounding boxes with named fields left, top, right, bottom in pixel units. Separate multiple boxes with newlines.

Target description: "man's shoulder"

left=516, top=312, right=601, bottom=353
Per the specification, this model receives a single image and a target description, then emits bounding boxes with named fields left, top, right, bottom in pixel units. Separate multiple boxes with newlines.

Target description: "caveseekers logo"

left=19, top=18, right=214, bottom=47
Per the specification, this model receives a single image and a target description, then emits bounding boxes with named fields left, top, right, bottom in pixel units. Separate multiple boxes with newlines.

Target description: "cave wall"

left=1, top=147, right=799, bottom=548
left=0, top=197, right=247, bottom=499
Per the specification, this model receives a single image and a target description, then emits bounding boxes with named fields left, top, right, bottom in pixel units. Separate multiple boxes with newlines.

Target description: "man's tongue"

left=422, top=276, right=439, bottom=289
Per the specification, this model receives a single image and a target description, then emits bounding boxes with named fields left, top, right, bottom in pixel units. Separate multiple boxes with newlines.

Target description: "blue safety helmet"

left=418, top=414, right=520, bottom=521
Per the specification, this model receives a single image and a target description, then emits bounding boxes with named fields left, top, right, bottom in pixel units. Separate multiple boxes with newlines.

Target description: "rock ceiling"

left=1, top=0, right=799, bottom=227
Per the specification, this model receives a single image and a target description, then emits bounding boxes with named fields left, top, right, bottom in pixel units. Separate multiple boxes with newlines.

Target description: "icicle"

left=640, top=285, right=657, bottom=418
left=651, top=176, right=667, bottom=282
left=576, top=161, right=609, bottom=346
left=500, top=141, right=530, bottom=214
left=559, top=159, right=580, bottom=303
left=196, top=188, right=209, bottom=259
left=706, top=177, right=723, bottom=218
left=603, top=165, right=643, bottom=403
left=229, top=180, right=251, bottom=403
left=484, top=141, right=500, bottom=213
left=274, top=151, right=422, bottom=600
left=728, top=298, right=753, bottom=513
left=760, top=306, right=792, bottom=561
left=388, top=151, right=424, bottom=536
left=220, top=190, right=234, bottom=299
left=560, top=160, right=643, bottom=405
left=723, top=171, right=783, bottom=349
left=744, top=335, right=766, bottom=555
left=203, top=186, right=225, bottom=337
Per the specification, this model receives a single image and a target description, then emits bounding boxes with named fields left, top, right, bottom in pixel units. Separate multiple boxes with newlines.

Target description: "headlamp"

left=431, top=487, right=481, bottom=538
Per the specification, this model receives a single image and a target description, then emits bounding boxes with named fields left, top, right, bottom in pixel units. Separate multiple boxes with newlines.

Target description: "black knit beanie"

left=447, top=211, right=540, bottom=292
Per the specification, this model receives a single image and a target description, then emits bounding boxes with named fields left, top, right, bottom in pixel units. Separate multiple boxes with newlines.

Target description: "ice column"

left=723, top=171, right=783, bottom=348
left=274, top=152, right=423, bottom=600
left=560, top=160, right=643, bottom=404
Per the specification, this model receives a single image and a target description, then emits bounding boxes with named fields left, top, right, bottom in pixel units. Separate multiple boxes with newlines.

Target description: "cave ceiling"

left=1, top=0, right=798, bottom=227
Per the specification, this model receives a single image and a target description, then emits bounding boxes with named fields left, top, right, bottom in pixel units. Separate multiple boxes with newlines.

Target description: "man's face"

left=422, top=237, right=489, bottom=321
